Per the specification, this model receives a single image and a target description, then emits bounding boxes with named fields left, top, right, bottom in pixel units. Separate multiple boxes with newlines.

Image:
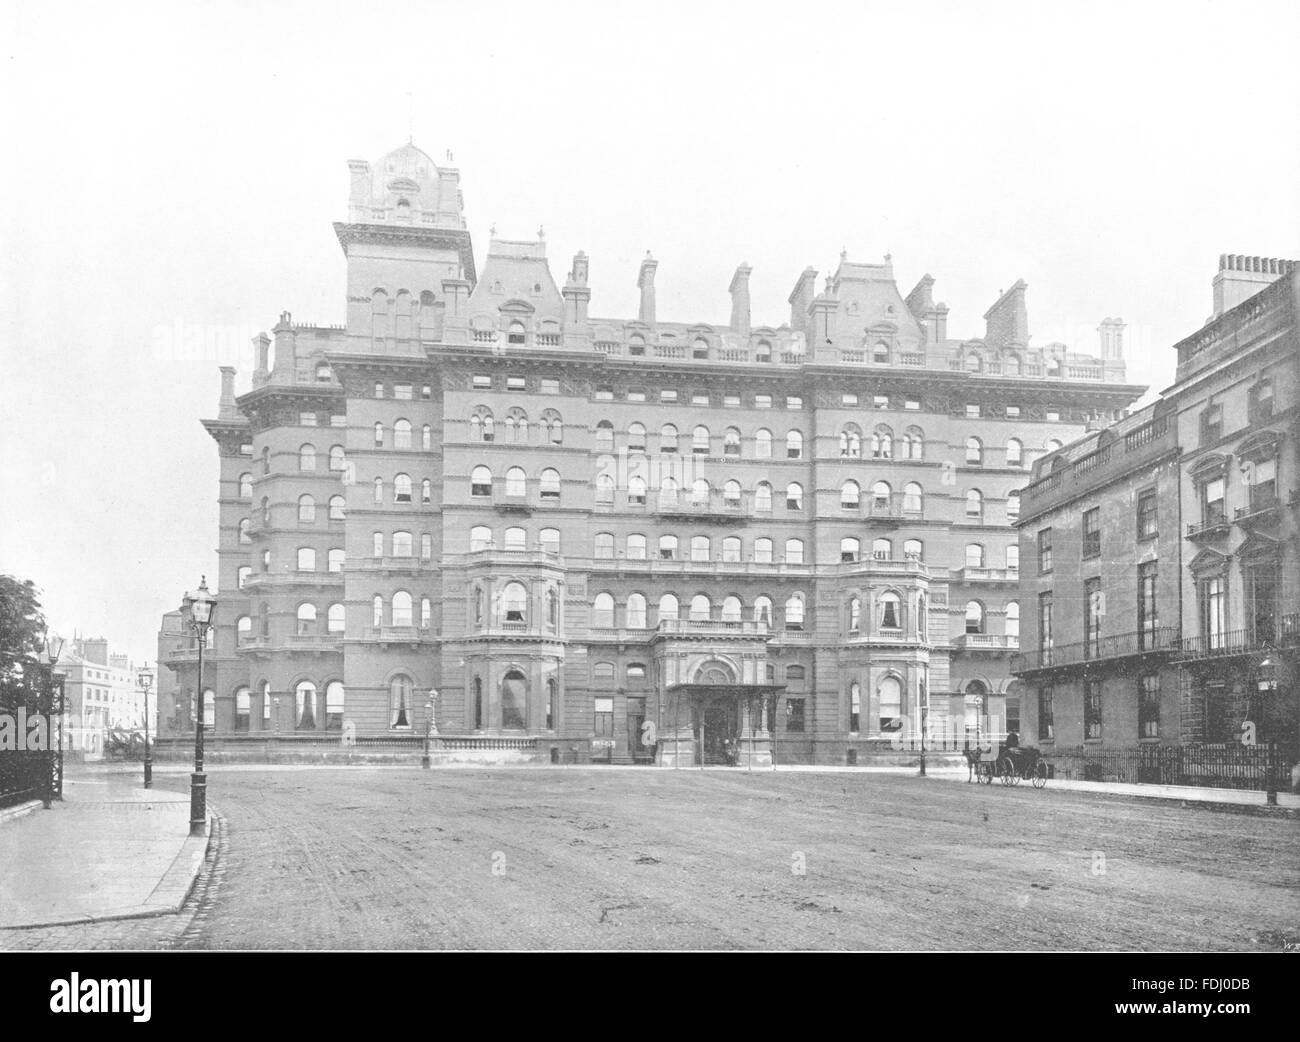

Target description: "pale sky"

left=2, top=0, right=1298, bottom=665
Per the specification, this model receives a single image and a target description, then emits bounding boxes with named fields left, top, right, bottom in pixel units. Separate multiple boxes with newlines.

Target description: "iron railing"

left=1011, top=627, right=1179, bottom=673
left=1046, top=743, right=1289, bottom=793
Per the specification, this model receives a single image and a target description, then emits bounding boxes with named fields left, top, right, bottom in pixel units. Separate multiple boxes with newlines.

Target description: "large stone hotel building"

left=162, top=142, right=1144, bottom=765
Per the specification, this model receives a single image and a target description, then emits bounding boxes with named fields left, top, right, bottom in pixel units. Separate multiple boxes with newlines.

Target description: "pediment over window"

left=1236, top=532, right=1281, bottom=562
left=1189, top=452, right=1230, bottom=479
left=866, top=321, right=899, bottom=335
left=1236, top=429, right=1282, bottom=462
left=386, top=177, right=422, bottom=194
left=1187, top=547, right=1231, bottom=576
left=499, top=298, right=536, bottom=315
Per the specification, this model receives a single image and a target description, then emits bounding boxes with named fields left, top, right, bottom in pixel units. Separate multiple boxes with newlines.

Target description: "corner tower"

left=335, top=143, right=477, bottom=354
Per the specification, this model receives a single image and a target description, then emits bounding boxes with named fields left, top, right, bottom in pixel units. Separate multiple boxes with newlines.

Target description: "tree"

left=0, top=575, right=46, bottom=689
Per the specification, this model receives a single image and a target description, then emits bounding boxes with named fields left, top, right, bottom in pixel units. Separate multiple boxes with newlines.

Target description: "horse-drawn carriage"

left=964, top=740, right=1048, bottom=788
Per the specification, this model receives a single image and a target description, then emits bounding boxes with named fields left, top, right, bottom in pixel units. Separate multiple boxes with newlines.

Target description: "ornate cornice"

left=333, top=221, right=477, bottom=285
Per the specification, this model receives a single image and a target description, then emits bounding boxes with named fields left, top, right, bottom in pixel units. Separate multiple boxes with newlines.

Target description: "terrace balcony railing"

left=1011, top=626, right=1180, bottom=674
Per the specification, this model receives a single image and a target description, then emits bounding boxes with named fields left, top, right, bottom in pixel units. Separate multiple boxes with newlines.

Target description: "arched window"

left=873, top=340, right=890, bottom=364
left=724, top=428, right=741, bottom=456
left=422, top=425, right=433, bottom=450
left=295, top=681, right=316, bottom=730
left=754, top=537, right=773, bottom=563
left=1006, top=601, right=1020, bottom=641
left=327, top=603, right=345, bottom=634
left=966, top=352, right=982, bottom=373
left=1045, top=438, right=1063, bottom=453
left=870, top=481, right=891, bottom=509
left=394, top=474, right=412, bottom=503
left=327, top=446, right=346, bottom=473
left=595, top=474, right=615, bottom=504
left=325, top=681, right=344, bottom=731
left=872, top=427, right=893, bottom=459
left=471, top=466, right=492, bottom=497
left=261, top=446, right=271, bottom=475
left=374, top=422, right=385, bottom=447
left=756, top=339, right=772, bottom=362
left=296, top=602, right=317, bottom=635
left=373, top=477, right=384, bottom=504
left=1006, top=438, right=1023, bottom=467
left=785, top=538, right=804, bottom=565
left=753, top=596, right=774, bottom=626
left=841, top=480, right=860, bottom=509
left=592, top=592, right=615, bottom=628
left=372, top=531, right=383, bottom=557
left=627, top=422, right=646, bottom=451
left=966, top=544, right=985, bottom=569
left=721, top=595, right=742, bottom=623
left=470, top=525, right=493, bottom=551
left=880, top=592, right=902, bottom=631
left=422, top=478, right=431, bottom=504
left=328, top=495, right=345, bottom=520
left=628, top=475, right=647, bottom=505
left=902, top=426, right=925, bottom=460
left=786, top=430, right=803, bottom=459
left=238, top=518, right=251, bottom=544
left=545, top=587, right=558, bottom=629
left=841, top=537, right=860, bottom=562
left=754, top=429, right=772, bottom=458
left=693, top=425, right=710, bottom=454
left=691, top=478, right=710, bottom=506
left=297, top=495, right=316, bottom=522
left=966, top=489, right=983, bottom=519
left=786, top=483, right=803, bottom=510
left=848, top=598, right=862, bottom=634
left=692, top=337, right=710, bottom=359
left=660, top=424, right=679, bottom=453
left=502, top=582, right=527, bottom=624
left=965, top=600, right=985, bottom=634
left=723, top=479, right=741, bottom=506
left=507, top=320, right=526, bottom=345
left=1006, top=492, right=1021, bottom=522
left=1006, top=544, right=1020, bottom=571
left=238, top=473, right=252, bottom=498
left=626, top=533, right=647, bottom=560
left=784, top=594, right=805, bottom=631
left=966, top=437, right=983, bottom=465
left=755, top=482, right=772, bottom=512
left=596, top=420, right=615, bottom=451
left=299, top=444, right=316, bottom=471
left=594, top=532, right=615, bottom=559
left=627, top=594, right=647, bottom=629
left=721, top=535, right=741, bottom=562
left=658, top=534, right=678, bottom=560
left=903, top=482, right=923, bottom=514
left=917, top=592, right=928, bottom=641
left=372, top=595, right=383, bottom=627
left=840, top=427, right=861, bottom=459
left=658, top=593, right=679, bottom=623
left=879, top=676, right=903, bottom=731
left=689, top=594, right=711, bottom=622
left=505, top=467, right=526, bottom=497
left=658, top=476, right=678, bottom=507
left=297, top=547, right=316, bottom=571
left=871, top=537, right=891, bottom=560
left=233, top=686, right=250, bottom=731
left=691, top=535, right=710, bottom=562
left=390, top=674, right=413, bottom=729
left=1005, top=353, right=1021, bottom=376
left=540, top=468, right=561, bottom=501
left=394, top=419, right=412, bottom=449
left=392, top=591, right=413, bottom=627
left=504, top=527, right=526, bottom=551
left=904, top=538, right=923, bottom=560
left=237, top=615, right=251, bottom=643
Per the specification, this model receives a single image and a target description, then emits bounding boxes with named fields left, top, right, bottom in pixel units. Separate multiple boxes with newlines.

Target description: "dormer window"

left=507, top=321, right=526, bottom=345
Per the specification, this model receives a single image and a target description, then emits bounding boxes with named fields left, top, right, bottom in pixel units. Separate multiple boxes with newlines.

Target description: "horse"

left=962, top=745, right=983, bottom=782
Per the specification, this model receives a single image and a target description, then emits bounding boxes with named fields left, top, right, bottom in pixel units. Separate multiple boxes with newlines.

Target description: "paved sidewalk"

left=0, top=770, right=211, bottom=929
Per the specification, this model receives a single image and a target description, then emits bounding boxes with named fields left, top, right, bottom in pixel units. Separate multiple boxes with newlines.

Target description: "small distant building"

left=56, top=637, right=149, bottom=758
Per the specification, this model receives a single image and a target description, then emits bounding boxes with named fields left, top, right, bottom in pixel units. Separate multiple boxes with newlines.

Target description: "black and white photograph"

left=1, top=0, right=1298, bottom=1004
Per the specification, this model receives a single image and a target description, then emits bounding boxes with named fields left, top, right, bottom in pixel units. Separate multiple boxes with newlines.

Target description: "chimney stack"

left=638, top=252, right=658, bottom=326
left=1097, top=318, right=1125, bottom=361
left=983, top=280, right=1029, bottom=349
left=218, top=366, right=237, bottom=419
left=787, top=267, right=818, bottom=336
left=729, top=264, right=752, bottom=337
left=1211, top=254, right=1297, bottom=317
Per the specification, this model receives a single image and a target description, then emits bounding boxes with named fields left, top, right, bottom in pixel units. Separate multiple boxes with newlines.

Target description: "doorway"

left=698, top=702, right=738, bottom=765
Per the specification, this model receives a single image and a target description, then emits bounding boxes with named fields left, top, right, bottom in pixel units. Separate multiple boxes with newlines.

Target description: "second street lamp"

left=182, top=577, right=217, bottom=837
left=138, top=664, right=155, bottom=789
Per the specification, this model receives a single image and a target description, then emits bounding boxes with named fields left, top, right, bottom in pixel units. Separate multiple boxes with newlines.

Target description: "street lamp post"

left=138, top=664, right=155, bottom=789
left=1257, top=656, right=1278, bottom=806
left=39, top=633, right=65, bottom=808
left=421, top=691, right=438, bottom=769
left=182, top=577, right=217, bottom=837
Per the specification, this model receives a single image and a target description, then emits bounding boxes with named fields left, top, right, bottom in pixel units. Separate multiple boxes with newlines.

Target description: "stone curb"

left=0, top=808, right=220, bottom=931
left=0, top=800, right=43, bottom=827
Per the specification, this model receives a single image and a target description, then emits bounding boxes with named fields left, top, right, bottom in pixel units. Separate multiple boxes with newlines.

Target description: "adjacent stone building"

left=1015, top=257, right=1300, bottom=775
left=161, top=141, right=1143, bottom=765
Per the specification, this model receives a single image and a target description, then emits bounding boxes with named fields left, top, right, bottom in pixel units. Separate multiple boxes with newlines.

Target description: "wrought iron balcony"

left=652, top=490, right=751, bottom=523
left=1011, top=627, right=1180, bottom=675
left=1233, top=491, right=1282, bottom=527
left=1173, top=627, right=1279, bottom=662
left=1186, top=513, right=1230, bottom=540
